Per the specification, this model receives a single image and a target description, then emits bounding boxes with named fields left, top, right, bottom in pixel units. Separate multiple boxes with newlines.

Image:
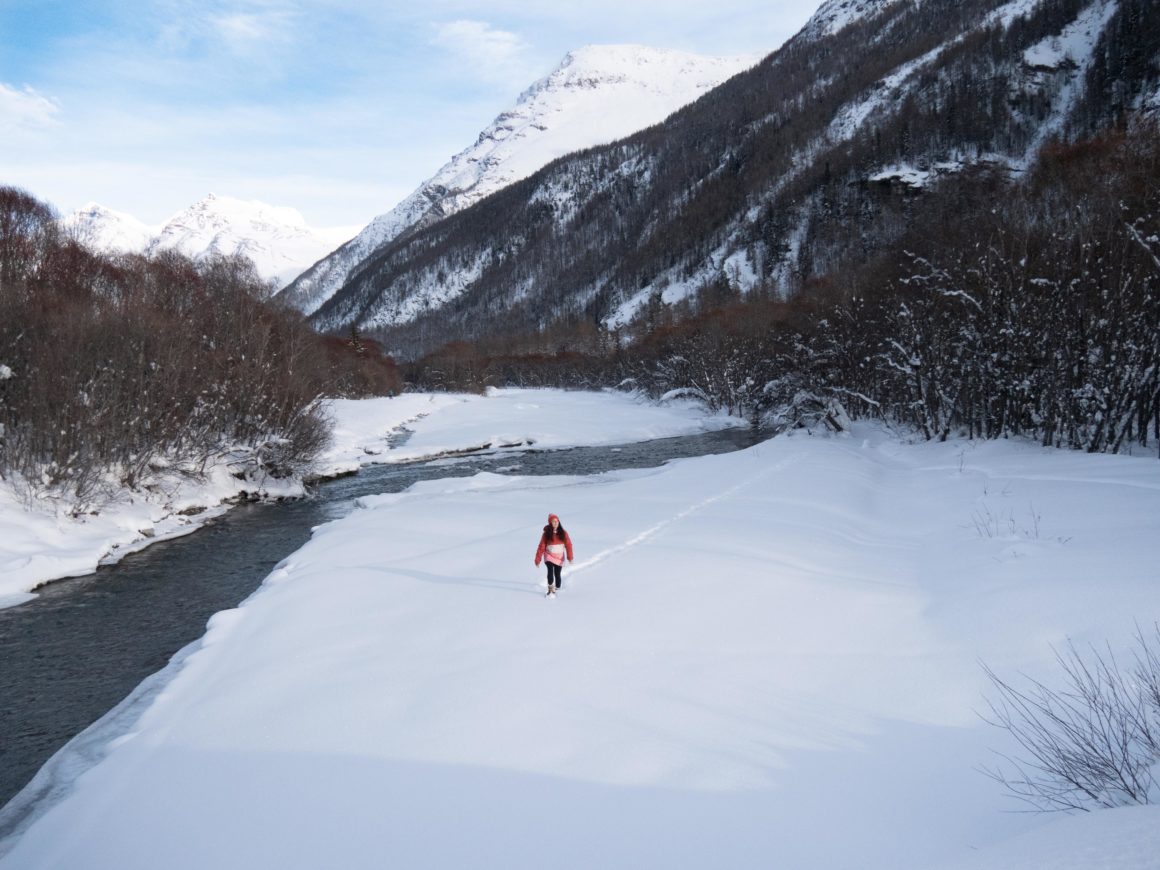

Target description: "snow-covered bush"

left=761, top=373, right=851, bottom=434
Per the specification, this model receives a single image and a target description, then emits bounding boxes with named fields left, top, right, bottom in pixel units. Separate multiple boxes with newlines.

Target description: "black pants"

left=545, top=562, right=562, bottom=589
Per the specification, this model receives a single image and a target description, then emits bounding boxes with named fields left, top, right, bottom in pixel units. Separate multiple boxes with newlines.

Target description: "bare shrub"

left=982, top=625, right=1160, bottom=811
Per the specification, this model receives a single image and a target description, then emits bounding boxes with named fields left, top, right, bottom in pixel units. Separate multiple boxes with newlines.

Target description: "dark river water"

left=0, top=427, right=762, bottom=811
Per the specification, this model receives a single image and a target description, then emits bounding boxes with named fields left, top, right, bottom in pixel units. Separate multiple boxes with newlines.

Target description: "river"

left=0, top=427, right=762, bottom=811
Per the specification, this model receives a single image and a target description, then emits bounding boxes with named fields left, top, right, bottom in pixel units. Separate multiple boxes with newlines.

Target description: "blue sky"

left=1, top=1, right=822, bottom=228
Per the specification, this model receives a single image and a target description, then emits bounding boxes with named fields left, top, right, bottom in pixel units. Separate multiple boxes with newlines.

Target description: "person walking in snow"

left=535, top=513, right=573, bottom=598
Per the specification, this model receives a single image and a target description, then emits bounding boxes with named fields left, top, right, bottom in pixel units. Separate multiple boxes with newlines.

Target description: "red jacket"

left=535, top=527, right=573, bottom=566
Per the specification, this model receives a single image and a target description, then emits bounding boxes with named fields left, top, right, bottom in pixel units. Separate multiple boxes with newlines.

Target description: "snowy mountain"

left=279, top=44, right=756, bottom=315
left=61, top=203, right=154, bottom=253
left=63, top=195, right=359, bottom=289
left=308, top=0, right=1158, bottom=359
left=148, top=195, right=358, bottom=289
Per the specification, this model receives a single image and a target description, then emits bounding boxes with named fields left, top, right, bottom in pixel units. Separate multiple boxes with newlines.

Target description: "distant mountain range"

left=305, top=0, right=1159, bottom=359
left=278, top=44, right=757, bottom=315
left=62, top=195, right=358, bottom=289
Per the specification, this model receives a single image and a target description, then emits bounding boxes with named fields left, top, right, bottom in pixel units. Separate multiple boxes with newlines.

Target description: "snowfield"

left=1, top=396, right=1157, bottom=868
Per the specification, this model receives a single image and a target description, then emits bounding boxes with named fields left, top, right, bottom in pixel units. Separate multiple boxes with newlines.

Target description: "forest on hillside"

left=407, top=124, right=1160, bottom=456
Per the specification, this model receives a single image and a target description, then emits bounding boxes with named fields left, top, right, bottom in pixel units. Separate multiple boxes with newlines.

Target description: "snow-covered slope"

left=802, top=0, right=903, bottom=38
left=279, top=44, right=755, bottom=315
left=63, top=195, right=359, bottom=289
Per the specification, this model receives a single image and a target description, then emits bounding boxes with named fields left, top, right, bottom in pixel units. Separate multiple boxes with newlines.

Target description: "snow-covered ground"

left=1, top=404, right=1157, bottom=868
left=0, top=389, right=741, bottom=608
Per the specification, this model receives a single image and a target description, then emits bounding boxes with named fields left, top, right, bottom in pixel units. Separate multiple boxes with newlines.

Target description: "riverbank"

left=2, top=423, right=1158, bottom=868
left=0, top=389, right=742, bottom=607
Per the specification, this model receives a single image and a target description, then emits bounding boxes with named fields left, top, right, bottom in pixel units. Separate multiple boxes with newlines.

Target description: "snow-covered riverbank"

left=0, top=389, right=741, bottom=607
left=2, top=410, right=1157, bottom=868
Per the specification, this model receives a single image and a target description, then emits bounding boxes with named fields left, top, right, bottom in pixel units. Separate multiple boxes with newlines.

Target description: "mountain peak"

left=558, top=43, right=751, bottom=72
left=173, top=194, right=309, bottom=230
left=151, top=196, right=353, bottom=285
left=62, top=202, right=155, bottom=252
left=524, top=44, right=758, bottom=100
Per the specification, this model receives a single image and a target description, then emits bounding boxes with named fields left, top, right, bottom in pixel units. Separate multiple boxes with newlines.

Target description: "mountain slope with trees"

left=280, top=45, right=754, bottom=316
left=313, top=0, right=1156, bottom=349
left=312, top=0, right=1159, bottom=454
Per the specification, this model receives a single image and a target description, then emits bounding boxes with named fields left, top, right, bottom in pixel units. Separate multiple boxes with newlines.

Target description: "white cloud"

left=0, top=83, right=61, bottom=131
left=431, top=19, right=532, bottom=84
left=213, top=12, right=279, bottom=42
left=154, top=1, right=299, bottom=58
left=209, top=5, right=298, bottom=50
